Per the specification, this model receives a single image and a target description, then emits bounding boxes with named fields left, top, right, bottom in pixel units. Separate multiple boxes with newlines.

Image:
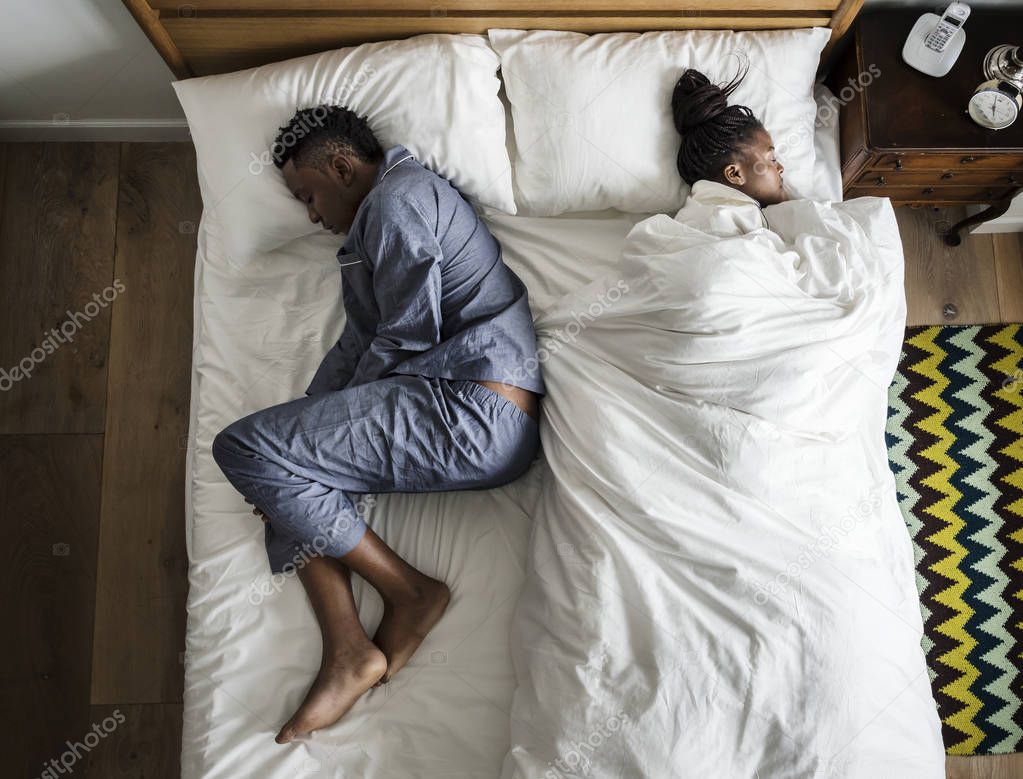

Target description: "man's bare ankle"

left=322, top=640, right=384, bottom=665
left=383, top=576, right=446, bottom=607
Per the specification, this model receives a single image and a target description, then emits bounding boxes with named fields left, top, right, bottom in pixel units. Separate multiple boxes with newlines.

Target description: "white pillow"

left=174, top=34, right=515, bottom=257
left=489, top=27, right=831, bottom=216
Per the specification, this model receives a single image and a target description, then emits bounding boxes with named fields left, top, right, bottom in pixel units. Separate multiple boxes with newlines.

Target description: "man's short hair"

left=272, top=105, right=384, bottom=171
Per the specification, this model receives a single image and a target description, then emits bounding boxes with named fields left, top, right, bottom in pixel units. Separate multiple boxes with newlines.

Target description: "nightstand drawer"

left=846, top=184, right=1016, bottom=202
left=874, top=152, right=1023, bottom=171
left=855, top=170, right=1023, bottom=188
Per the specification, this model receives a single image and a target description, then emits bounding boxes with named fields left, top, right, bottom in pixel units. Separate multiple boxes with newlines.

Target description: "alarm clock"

left=969, top=44, right=1023, bottom=130
left=968, top=79, right=1021, bottom=130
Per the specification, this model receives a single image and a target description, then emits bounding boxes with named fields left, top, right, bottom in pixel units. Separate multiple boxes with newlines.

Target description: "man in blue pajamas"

left=211, top=106, right=544, bottom=744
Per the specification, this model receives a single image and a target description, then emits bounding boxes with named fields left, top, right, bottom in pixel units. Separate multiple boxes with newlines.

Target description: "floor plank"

left=0, top=144, right=7, bottom=240
left=0, top=435, right=103, bottom=778
left=0, top=143, right=119, bottom=434
left=898, top=206, right=1003, bottom=327
left=90, top=143, right=199, bottom=704
left=992, top=232, right=1023, bottom=322
left=83, top=704, right=182, bottom=779
left=947, top=753, right=1023, bottom=779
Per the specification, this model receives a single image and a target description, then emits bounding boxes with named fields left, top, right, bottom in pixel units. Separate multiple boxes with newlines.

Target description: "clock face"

left=969, top=88, right=1019, bottom=130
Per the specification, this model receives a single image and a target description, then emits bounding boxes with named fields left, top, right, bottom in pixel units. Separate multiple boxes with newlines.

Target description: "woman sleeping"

left=499, top=69, right=945, bottom=778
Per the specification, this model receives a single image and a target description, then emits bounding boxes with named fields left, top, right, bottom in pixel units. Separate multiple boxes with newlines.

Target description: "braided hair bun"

left=671, top=67, right=764, bottom=186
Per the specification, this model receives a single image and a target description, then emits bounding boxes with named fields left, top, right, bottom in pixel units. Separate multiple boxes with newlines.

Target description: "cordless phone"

left=902, top=2, right=971, bottom=77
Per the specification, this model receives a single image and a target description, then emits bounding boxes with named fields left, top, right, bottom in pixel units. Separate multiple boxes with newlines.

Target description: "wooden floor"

left=1, top=143, right=197, bottom=778
left=0, top=142, right=1020, bottom=778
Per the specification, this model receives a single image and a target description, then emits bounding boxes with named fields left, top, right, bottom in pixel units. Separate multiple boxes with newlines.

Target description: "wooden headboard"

left=124, top=0, right=864, bottom=78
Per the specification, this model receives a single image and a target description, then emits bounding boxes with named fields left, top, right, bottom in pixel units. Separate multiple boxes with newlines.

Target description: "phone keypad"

left=925, top=24, right=955, bottom=50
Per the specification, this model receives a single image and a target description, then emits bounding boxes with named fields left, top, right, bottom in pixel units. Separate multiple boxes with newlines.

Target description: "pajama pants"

left=211, top=375, right=540, bottom=574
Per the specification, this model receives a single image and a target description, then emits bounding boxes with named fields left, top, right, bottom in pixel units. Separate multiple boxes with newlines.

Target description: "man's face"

left=281, top=155, right=362, bottom=235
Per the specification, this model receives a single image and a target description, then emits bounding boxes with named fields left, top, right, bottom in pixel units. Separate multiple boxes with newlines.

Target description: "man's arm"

left=345, top=194, right=443, bottom=388
left=304, top=316, right=365, bottom=396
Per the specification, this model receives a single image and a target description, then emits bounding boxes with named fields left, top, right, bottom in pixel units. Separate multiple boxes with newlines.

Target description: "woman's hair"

left=671, top=67, right=764, bottom=186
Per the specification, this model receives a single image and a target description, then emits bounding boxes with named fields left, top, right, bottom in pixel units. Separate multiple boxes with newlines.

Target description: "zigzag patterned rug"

left=886, top=324, right=1023, bottom=756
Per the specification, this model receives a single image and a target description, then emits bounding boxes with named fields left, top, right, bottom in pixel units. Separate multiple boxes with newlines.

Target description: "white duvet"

left=501, top=182, right=945, bottom=778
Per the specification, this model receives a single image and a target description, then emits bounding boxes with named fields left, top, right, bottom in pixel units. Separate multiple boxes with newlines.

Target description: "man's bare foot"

left=275, top=642, right=387, bottom=744
left=372, top=577, right=451, bottom=684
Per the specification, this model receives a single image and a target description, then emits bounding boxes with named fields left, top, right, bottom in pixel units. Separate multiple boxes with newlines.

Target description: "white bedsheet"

left=181, top=90, right=850, bottom=778
left=500, top=183, right=944, bottom=778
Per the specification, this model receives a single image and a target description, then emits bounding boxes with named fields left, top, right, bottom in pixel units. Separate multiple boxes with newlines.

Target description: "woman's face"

left=721, top=128, right=787, bottom=206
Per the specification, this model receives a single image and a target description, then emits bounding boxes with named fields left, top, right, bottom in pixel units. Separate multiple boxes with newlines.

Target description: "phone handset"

left=924, top=2, right=971, bottom=53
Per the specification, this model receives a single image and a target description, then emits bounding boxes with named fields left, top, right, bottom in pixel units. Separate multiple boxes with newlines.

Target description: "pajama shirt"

left=213, top=144, right=545, bottom=573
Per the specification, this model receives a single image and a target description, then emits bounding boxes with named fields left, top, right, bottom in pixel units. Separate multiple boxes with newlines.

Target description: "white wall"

left=0, top=0, right=187, bottom=140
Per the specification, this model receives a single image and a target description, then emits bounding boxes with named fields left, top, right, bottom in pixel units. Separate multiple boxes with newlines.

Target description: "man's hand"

left=245, top=497, right=270, bottom=523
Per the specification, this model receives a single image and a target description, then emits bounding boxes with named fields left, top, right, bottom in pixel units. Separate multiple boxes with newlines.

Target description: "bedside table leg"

left=944, top=196, right=1016, bottom=246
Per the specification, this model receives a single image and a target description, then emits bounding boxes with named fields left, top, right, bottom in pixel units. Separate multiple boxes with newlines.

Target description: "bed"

left=177, top=98, right=877, bottom=779
left=116, top=2, right=947, bottom=777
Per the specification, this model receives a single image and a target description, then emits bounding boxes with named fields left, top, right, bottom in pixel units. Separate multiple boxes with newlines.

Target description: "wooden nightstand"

left=829, top=10, right=1023, bottom=245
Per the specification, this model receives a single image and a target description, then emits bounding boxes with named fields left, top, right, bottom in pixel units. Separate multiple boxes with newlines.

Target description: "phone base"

left=902, top=13, right=966, bottom=78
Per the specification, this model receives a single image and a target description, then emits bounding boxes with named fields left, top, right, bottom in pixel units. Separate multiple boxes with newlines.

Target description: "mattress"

left=180, top=88, right=845, bottom=778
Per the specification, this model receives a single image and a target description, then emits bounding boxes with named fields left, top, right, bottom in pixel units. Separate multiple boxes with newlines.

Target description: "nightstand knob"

left=894, top=159, right=904, bottom=170
left=941, top=172, right=955, bottom=180
left=961, top=156, right=977, bottom=164
left=875, top=176, right=887, bottom=186
left=922, top=187, right=936, bottom=195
